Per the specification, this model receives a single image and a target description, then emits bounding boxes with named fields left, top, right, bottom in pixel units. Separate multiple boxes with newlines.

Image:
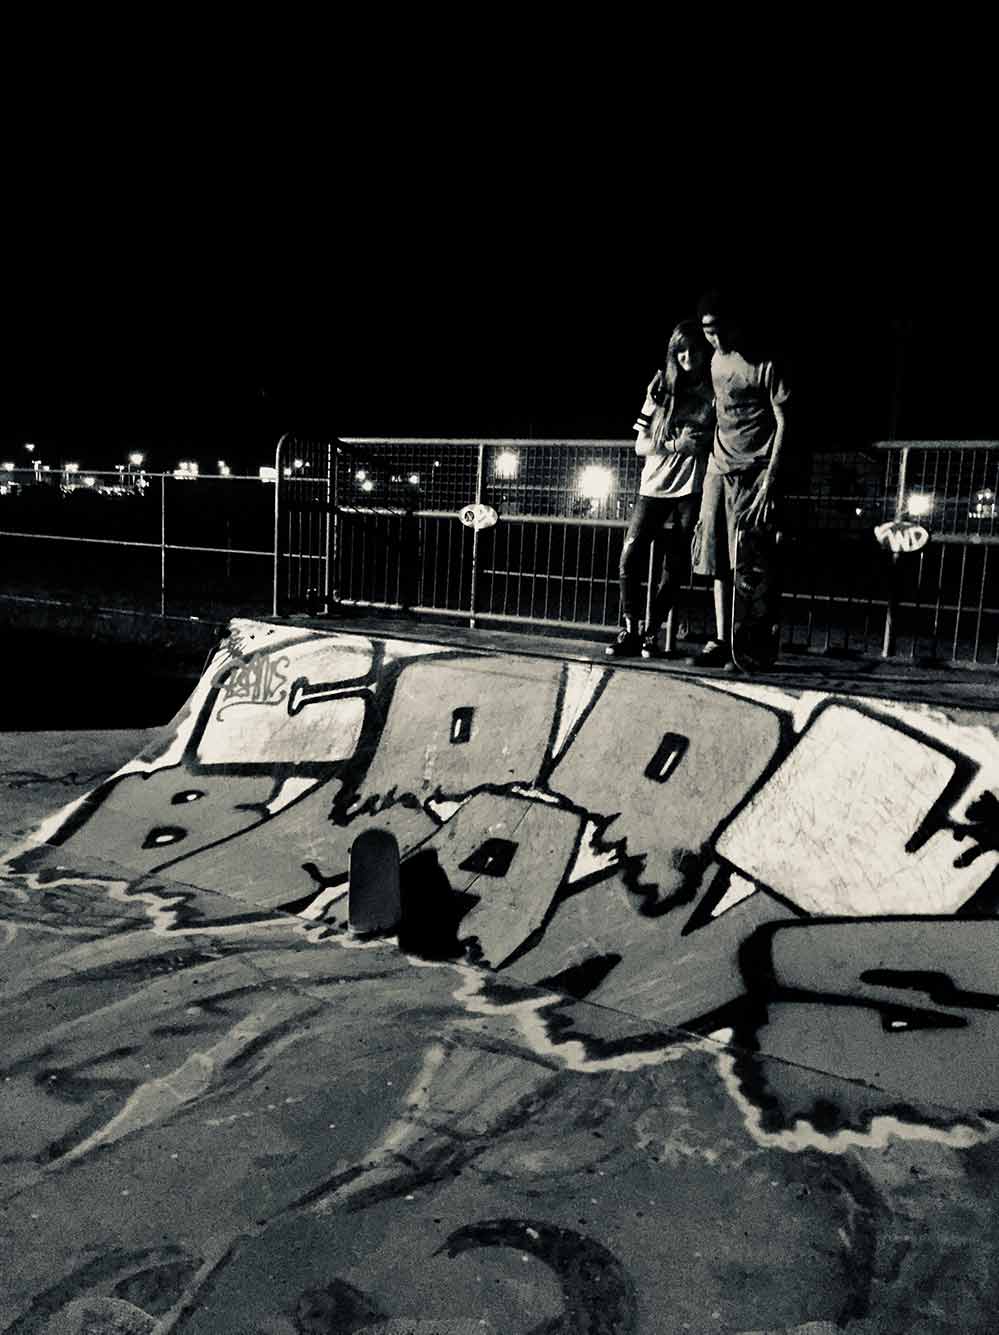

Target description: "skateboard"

left=731, top=509, right=782, bottom=672
left=348, top=828, right=401, bottom=936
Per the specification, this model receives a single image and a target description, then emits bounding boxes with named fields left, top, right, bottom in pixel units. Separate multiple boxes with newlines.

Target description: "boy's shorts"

left=691, top=461, right=766, bottom=578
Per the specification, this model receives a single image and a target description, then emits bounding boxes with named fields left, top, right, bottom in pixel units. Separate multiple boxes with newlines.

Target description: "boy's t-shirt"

left=711, top=349, right=790, bottom=475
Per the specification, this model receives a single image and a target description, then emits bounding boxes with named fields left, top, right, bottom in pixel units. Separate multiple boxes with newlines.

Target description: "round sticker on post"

left=874, top=520, right=930, bottom=554
left=459, top=503, right=498, bottom=531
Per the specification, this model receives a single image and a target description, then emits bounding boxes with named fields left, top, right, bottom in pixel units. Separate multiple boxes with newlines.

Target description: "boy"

left=686, top=289, right=791, bottom=669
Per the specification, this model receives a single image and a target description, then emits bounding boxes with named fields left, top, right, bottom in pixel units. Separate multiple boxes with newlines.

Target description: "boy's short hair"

left=697, top=288, right=739, bottom=323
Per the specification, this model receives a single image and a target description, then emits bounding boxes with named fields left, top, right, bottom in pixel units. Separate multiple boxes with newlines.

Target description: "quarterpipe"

left=11, top=617, right=999, bottom=1140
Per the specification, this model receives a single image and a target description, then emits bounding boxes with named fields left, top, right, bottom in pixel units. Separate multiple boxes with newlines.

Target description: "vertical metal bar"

left=469, top=443, right=485, bottom=627
left=930, top=542, right=945, bottom=660
left=443, top=506, right=454, bottom=609
left=416, top=516, right=426, bottom=607
left=558, top=522, right=569, bottom=621
left=882, top=445, right=910, bottom=658
left=160, top=471, right=167, bottom=618
left=500, top=521, right=511, bottom=616
left=272, top=434, right=287, bottom=616
left=952, top=543, right=969, bottom=662
left=972, top=544, right=988, bottom=664
left=909, top=548, right=925, bottom=660
left=429, top=517, right=439, bottom=608
left=323, top=441, right=333, bottom=612
left=600, top=525, right=612, bottom=625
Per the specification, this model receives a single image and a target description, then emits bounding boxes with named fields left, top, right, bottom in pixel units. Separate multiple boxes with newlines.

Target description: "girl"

left=607, top=319, right=715, bottom=658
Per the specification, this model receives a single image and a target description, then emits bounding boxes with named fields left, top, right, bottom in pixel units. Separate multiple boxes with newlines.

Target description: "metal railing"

left=274, top=435, right=999, bottom=667
left=4, top=440, right=998, bottom=669
left=0, top=467, right=276, bottom=620
left=877, top=442, right=999, bottom=664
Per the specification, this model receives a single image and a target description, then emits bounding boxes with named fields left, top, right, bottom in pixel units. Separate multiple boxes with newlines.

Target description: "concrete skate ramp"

left=16, top=617, right=999, bottom=1119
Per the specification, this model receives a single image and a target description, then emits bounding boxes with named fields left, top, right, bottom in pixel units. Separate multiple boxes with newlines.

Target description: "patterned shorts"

left=691, top=463, right=766, bottom=579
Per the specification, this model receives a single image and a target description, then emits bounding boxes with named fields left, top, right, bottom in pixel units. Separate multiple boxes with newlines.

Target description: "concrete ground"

left=2, top=629, right=999, bottom=1334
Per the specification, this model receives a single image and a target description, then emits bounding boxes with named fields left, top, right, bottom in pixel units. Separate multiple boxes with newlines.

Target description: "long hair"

left=651, top=319, right=709, bottom=449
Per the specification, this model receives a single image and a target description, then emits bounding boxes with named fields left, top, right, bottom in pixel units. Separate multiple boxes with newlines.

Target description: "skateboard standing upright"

left=731, top=505, right=782, bottom=672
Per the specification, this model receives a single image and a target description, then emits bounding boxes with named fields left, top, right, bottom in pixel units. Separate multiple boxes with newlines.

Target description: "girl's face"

left=676, top=341, right=704, bottom=374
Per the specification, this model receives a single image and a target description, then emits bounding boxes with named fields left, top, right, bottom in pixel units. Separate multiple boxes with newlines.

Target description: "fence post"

left=272, top=433, right=288, bottom=616
left=324, top=439, right=335, bottom=613
left=159, top=472, right=166, bottom=618
left=881, top=445, right=910, bottom=659
left=469, top=442, right=485, bottom=628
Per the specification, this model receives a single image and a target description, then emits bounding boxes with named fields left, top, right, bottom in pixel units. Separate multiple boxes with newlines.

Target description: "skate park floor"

left=2, top=619, right=999, bottom=1335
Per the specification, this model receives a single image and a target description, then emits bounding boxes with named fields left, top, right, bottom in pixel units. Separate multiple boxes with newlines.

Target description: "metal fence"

left=0, top=467, right=275, bottom=620
left=274, top=435, right=999, bottom=667
left=4, top=440, right=998, bottom=668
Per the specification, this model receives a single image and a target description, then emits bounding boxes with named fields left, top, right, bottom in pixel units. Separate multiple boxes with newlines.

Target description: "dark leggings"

left=619, top=494, right=697, bottom=624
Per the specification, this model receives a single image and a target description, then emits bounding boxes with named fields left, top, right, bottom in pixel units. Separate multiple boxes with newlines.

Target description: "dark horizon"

left=4, top=195, right=995, bottom=473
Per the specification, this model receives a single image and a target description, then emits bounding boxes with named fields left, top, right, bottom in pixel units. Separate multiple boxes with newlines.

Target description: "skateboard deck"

left=731, top=516, right=782, bottom=672
left=348, top=828, right=401, bottom=936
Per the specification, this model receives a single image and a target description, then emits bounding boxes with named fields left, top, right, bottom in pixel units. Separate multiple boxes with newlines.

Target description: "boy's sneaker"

left=606, top=627, right=642, bottom=658
left=684, top=639, right=730, bottom=668
left=640, top=633, right=664, bottom=659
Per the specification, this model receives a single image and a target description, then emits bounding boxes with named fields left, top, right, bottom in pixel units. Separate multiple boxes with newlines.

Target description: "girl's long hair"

left=651, top=319, right=709, bottom=449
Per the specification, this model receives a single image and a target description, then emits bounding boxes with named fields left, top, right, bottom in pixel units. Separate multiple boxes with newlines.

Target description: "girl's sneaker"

left=606, top=625, right=642, bottom=657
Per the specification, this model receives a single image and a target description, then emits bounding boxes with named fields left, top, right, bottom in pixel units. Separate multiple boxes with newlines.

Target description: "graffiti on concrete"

left=9, top=621, right=999, bottom=1147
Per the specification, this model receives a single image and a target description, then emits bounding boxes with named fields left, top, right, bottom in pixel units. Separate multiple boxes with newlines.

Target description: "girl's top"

left=633, top=376, right=715, bottom=499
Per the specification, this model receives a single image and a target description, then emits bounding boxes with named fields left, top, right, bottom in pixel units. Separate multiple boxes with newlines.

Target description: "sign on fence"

left=874, top=520, right=930, bottom=554
left=459, top=503, right=498, bottom=531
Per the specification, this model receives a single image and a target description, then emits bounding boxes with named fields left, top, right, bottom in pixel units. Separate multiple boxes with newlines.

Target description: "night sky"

left=3, top=57, right=994, bottom=476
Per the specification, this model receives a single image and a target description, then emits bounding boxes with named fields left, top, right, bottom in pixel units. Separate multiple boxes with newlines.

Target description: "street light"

left=128, top=452, right=145, bottom=467
left=494, top=450, right=520, bottom=480
left=578, top=464, right=614, bottom=504
left=217, top=459, right=231, bottom=477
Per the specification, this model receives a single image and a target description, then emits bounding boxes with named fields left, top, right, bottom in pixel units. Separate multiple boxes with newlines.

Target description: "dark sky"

left=3, top=55, right=995, bottom=474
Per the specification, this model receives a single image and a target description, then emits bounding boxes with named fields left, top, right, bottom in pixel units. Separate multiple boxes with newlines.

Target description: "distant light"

left=282, top=467, right=292, bottom=478
left=494, top=450, right=520, bottom=480
left=355, top=469, right=367, bottom=482
left=128, top=452, right=145, bottom=466
left=83, top=475, right=96, bottom=487
left=361, top=479, right=375, bottom=493
left=42, top=465, right=51, bottom=472
left=64, top=462, right=79, bottom=473
left=259, top=466, right=278, bottom=482
left=293, top=458, right=305, bottom=470
left=434, top=459, right=441, bottom=467
left=1, top=462, right=14, bottom=471
left=408, top=473, right=420, bottom=485
left=218, top=462, right=231, bottom=477
left=855, top=507, right=863, bottom=516
left=907, top=491, right=934, bottom=517
left=578, top=464, right=614, bottom=503
left=24, top=443, right=35, bottom=453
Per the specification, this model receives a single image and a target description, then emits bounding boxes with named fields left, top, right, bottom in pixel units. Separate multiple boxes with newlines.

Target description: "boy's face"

left=701, top=312, right=736, bottom=354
